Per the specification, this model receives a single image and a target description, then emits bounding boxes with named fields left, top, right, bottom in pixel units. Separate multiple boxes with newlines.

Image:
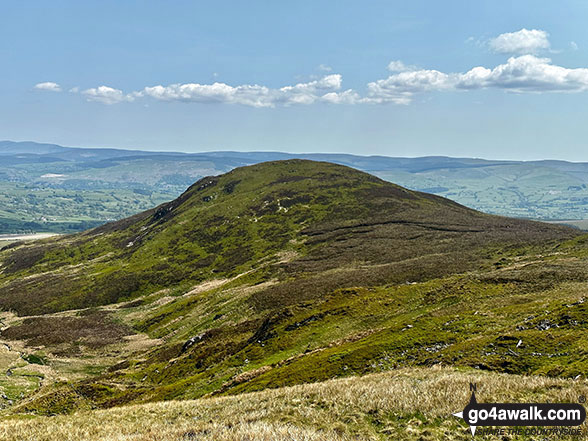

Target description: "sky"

left=2, top=0, right=588, bottom=160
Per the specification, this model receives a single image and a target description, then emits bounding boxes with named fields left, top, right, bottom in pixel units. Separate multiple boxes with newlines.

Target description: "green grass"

left=0, top=159, right=585, bottom=417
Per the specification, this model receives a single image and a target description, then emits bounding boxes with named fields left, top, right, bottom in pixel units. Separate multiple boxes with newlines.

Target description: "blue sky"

left=2, top=0, right=588, bottom=160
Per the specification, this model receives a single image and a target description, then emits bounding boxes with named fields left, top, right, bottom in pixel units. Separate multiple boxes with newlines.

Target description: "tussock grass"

left=2, top=367, right=587, bottom=440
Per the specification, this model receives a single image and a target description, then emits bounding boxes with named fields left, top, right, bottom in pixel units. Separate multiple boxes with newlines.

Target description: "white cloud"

left=82, top=86, right=135, bottom=105
left=365, top=69, right=452, bottom=104
left=489, top=28, right=550, bottom=54
left=365, top=55, right=588, bottom=104
left=69, top=86, right=80, bottom=93
left=387, top=60, right=417, bottom=72
left=140, top=82, right=270, bottom=107
left=138, top=74, right=344, bottom=107
left=318, top=64, right=332, bottom=72
left=321, top=89, right=361, bottom=104
left=571, top=41, right=579, bottom=51
left=34, top=82, right=62, bottom=92
left=456, top=55, right=588, bottom=92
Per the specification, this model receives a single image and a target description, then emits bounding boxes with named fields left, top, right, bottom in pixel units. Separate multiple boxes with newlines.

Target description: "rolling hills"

left=5, top=140, right=588, bottom=234
left=0, top=159, right=587, bottom=438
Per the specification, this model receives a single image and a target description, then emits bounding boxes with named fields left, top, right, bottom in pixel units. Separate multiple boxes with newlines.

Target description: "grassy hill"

left=6, top=141, right=588, bottom=234
left=0, top=160, right=586, bottom=435
left=3, top=159, right=573, bottom=316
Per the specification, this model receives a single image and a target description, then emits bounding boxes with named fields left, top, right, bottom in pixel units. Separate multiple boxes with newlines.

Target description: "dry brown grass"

left=2, top=366, right=587, bottom=441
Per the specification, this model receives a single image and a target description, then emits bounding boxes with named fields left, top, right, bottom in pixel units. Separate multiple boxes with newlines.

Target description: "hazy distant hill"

left=2, top=140, right=588, bottom=233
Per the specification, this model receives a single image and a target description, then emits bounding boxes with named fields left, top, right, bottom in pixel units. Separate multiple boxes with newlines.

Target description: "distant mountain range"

left=2, top=140, right=588, bottom=233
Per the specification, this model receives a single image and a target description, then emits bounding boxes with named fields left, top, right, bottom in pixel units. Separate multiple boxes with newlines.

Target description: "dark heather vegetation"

left=0, top=159, right=586, bottom=418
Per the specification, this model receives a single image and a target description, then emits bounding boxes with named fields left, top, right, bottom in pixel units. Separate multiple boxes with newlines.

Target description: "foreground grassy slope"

left=3, top=367, right=587, bottom=441
left=11, top=246, right=588, bottom=414
left=0, top=160, right=584, bottom=414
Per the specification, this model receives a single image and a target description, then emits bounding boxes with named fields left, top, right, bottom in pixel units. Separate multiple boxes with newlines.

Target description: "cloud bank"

left=35, top=29, right=588, bottom=106
left=136, top=74, right=353, bottom=108
left=367, top=55, right=588, bottom=104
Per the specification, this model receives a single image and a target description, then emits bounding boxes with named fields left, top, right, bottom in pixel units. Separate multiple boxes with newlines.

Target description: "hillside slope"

left=3, top=367, right=587, bottom=441
left=0, top=160, right=585, bottom=413
left=0, top=160, right=574, bottom=315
